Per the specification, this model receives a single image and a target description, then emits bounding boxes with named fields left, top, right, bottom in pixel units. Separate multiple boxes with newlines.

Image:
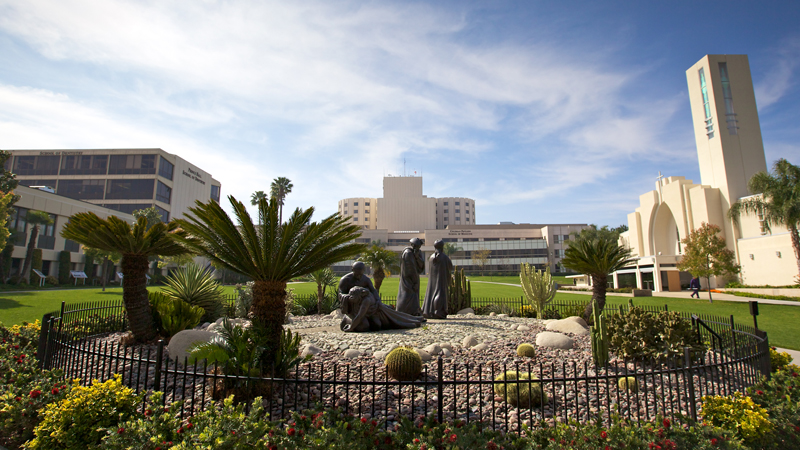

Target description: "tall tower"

left=686, top=55, right=768, bottom=205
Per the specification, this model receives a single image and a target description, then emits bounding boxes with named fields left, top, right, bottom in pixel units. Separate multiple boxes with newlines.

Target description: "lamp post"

left=706, top=252, right=713, bottom=303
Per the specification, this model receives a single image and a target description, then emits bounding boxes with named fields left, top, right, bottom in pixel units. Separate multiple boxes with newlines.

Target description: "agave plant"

left=149, top=291, right=204, bottom=338
left=161, top=263, right=225, bottom=322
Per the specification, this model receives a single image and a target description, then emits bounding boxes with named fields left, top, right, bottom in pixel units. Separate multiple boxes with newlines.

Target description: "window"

left=444, top=202, right=448, bottom=206
left=353, top=217, right=358, bottom=221
left=455, top=209, right=460, bottom=213
left=105, top=179, right=155, bottom=200
left=210, top=185, right=220, bottom=202
left=64, top=239, right=80, bottom=253
left=156, top=181, right=172, bottom=204
left=466, top=218, right=470, bottom=223
left=353, top=202, right=359, bottom=206
left=60, top=155, right=108, bottom=175
left=465, top=202, right=469, bottom=207
left=456, top=216, right=461, bottom=221
left=19, top=179, right=57, bottom=188
left=102, top=203, right=152, bottom=215
left=444, top=217, right=449, bottom=221
left=108, top=154, right=157, bottom=174
left=36, top=214, right=58, bottom=250
left=155, top=205, right=170, bottom=222
left=455, top=202, right=460, bottom=205
left=10, top=207, right=28, bottom=245
left=699, top=68, right=714, bottom=138
left=718, top=62, right=738, bottom=135
left=365, top=209, right=370, bottom=213
left=13, top=155, right=60, bottom=176
left=365, top=202, right=370, bottom=206
left=344, top=203, right=348, bottom=207
left=57, top=180, right=106, bottom=200
left=562, top=235, right=569, bottom=241
left=554, top=249, right=561, bottom=258
left=159, top=157, right=175, bottom=180
left=353, top=210, right=358, bottom=214
left=553, top=235, right=560, bottom=244
left=444, top=209, right=448, bottom=213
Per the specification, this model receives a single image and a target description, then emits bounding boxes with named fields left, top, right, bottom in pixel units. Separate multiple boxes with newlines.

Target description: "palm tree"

left=561, top=237, right=635, bottom=321
left=173, top=195, right=365, bottom=365
left=20, top=211, right=53, bottom=284
left=729, top=158, right=800, bottom=280
left=61, top=214, right=189, bottom=342
left=358, top=244, right=400, bottom=294
left=309, top=267, right=336, bottom=314
left=270, top=177, right=293, bottom=224
left=251, top=191, right=267, bottom=225
left=442, top=242, right=463, bottom=257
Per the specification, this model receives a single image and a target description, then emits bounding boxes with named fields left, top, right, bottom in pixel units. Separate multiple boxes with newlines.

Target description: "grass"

left=2, top=282, right=799, bottom=351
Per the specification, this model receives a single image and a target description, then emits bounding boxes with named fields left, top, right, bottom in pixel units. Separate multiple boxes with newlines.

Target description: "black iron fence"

left=36, top=298, right=770, bottom=434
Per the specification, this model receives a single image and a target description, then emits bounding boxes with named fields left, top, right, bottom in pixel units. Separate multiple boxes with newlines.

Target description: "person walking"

left=689, top=276, right=701, bottom=298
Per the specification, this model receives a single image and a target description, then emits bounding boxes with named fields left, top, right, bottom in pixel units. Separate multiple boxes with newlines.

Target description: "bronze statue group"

left=338, top=239, right=453, bottom=333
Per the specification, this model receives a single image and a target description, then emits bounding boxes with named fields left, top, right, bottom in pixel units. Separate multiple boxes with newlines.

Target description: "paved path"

left=471, top=280, right=800, bottom=306
left=776, top=347, right=800, bottom=364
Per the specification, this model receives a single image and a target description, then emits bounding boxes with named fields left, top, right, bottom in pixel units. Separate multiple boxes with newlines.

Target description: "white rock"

left=546, top=319, right=590, bottom=336
left=343, top=349, right=362, bottom=359
left=472, top=343, right=489, bottom=351
left=207, top=318, right=250, bottom=334
left=462, top=335, right=478, bottom=348
left=541, top=319, right=556, bottom=325
left=516, top=325, right=531, bottom=332
left=535, top=331, right=574, bottom=350
left=301, top=344, right=324, bottom=358
left=414, top=348, right=432, bottom=362
left=441, top=348, right=452, bottom=357
left=373, top=351, right=388, bottom=360
left=423, top=344, right=442, bottom=356
left=489, top=312, right=497, bottom=316
left=168, top=330, right=219, bottom=364
left=508, top=324, right=519, bottom=330
left=439, top=342, right=453, bottom=351
left=497, top=314, right=509, bottom=318
left=457, top=308, right=475, bottom=315
left=563, top=316, right=589, bottom=328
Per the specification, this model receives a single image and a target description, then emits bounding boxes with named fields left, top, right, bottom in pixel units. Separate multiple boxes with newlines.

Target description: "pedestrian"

left=689, top=276, right=701, bottom=298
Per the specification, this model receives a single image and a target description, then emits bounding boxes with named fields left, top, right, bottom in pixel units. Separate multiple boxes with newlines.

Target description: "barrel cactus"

left=516, top=343, right=536, bottom=358
left=385, top=347, right=423, bottom=381
left=493, top=371, right=546, bottom=407
left=618, top=376, right=639, bottom=393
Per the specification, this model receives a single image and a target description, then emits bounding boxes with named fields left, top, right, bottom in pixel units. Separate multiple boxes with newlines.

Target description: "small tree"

left=358, top=244, right=399, bottom=294
left=473, top=248, right=492, bottom=277
left=157, top=253, right=196, bottom=269
left=677, top=222, right=740, bottom=302
left=309, top=267, right=336, bottom=314
left=132, top=207, right=163, bottom=230
left=83, top=247, right=121, bottom=291
left=30, top=249, right=43, bottom=285
left=20, top=211, right=53, bottom=284
left=443, top=242, right=462, bottom=257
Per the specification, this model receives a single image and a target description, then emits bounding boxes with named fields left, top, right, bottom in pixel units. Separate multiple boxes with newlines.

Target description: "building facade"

left=7, top=185, right=134, bottom=280
left=5, top=149, right=222, bottom=222
left=618, top=54, right=795, bottom=291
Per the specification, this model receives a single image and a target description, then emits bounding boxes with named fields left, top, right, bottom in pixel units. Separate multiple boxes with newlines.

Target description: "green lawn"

left=2, top=282, right=798, bottom=351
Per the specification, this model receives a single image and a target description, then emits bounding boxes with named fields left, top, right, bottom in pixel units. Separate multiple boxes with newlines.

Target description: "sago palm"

left=359, top=244, right=400, bottom=294
left=173, top=196, right=365, bottom=365
left=61, top=214, right=189, bottom=342
left=728, top=158, right=800, bottom=280
left=561, top=237, right=635, bottom=321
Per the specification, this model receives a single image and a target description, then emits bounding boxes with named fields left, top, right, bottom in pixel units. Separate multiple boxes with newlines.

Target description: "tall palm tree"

left=270, top=177, right=293, bottom=224
left=20, top=210, right=53, bottom=284
left=358, top=244, right=400, bottom=294
left=309, top=267, right=336, bottom=314
left=61, top=214, right=189, bottom=342
left=561, top=237, right=635, bottom=321
left=173, top=196, right=365, bottom=365
left=442, top=242, right=463, bottom=257
left=251, top=191, right=267, bottom=225
left=729, top=158, right=800, bottom=280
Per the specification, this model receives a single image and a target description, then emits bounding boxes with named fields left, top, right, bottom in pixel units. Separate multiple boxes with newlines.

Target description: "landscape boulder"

left=462, top=335, right=479, bottom=348
left=546, top=318, right=590, bottom=336
left=535, top=331, right=574, bottom=350
left=343, top=349, right=362, bottom=359
left=168, top=330, right=219, bottom=364
left=301, top=344, right=324, bottom=358
left=563, top=316, right=589, bottom=328
left=456, top=308, right=475, bottom=315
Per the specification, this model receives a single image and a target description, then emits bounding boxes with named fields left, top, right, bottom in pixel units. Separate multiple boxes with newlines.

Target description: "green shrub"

left=618, top=376, right=639, bottom=393
left=608, top=305, right=705, bottom=361
left=234, top=281, right=254, bottom=318
left=385, top=347, right=422, bottom=381
left=44, top=275, right=59, bottom=286
left=727, top=291, right=800, bottom=302
left=542, top=308, right=562, bottom=319
left=30, top=249, right=43, bottom=285
left=748, top=363, right=800, bottom=449
left=292, top=293, right=319, bottom=316
left=58, top=251, right=71, bottom=285
left=770, top=347, right=793, bottom=372
left=150, top=293, right=204, bottom=338
left=26, top=374, right=143, bottom=449
left=161, top=263, right=225, bottom=322
left=700, top=392, right=773, bottom=446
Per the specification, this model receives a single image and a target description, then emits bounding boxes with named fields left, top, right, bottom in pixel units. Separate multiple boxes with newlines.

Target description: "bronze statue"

left=395, top=238, right=425, bottom=315
left=422, top=239, right=453, bottom=319
left=338, top=262, right=426, bottom=332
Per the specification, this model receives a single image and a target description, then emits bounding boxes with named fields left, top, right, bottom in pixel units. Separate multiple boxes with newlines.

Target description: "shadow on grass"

left=0, top=298, right=30, bottom=310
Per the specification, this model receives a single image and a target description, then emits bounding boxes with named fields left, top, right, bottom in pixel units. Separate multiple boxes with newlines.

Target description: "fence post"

left=57, top=301, right=66, bottom=335
left=729, top=315, right=738, bottom=358
left=437, top=356, right=443, bottom=424
left=36, top=313, right=52, bottom=369
left=684, top=347, right=697, bottom=421
left=154, top=340, right=165, bottom=391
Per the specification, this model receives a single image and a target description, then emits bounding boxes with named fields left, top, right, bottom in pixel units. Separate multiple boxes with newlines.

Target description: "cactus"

left=385, top=347, right=423, bottom=381
left=516, top=343, right=536, bottom=358
left=590, top=297, right=610, bottom=367
left=520, top=263, right=557, bottom=317
left=618, top=376, right=639, bottom=393
left=493, top=371, right=546, bottom=407
left=447, top=266, right=472, bottom=315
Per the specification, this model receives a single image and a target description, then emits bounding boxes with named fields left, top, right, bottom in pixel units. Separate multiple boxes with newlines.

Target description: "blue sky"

left=0, top=1, right=798, bottom=227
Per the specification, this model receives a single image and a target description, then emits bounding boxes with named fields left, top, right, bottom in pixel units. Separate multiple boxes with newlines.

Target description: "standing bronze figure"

left=422, top=239, right=453, bottom=319
left=395, top=238, right=425, bottom=315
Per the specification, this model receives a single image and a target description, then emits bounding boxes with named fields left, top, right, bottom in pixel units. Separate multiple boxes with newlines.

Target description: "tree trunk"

left=789, top=223, right=800, bottom=281
left=583, top=274, right=607, bottom=322
left=317, top=281, right=325, bottom=314
left=373, top=268, right=385, bottom=294
left=707, top=276, right=713, bottom=303
left=121, top=253, right=156, bottom=342
left=21, top=225, right=39, bottom=284
left=251, top=279, right=288, bottom=369
left=101, top=256, right=109, bottom=291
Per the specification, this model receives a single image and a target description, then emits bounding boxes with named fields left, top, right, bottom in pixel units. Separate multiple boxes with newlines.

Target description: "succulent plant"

left=520, top=263, right=557, bottom=317
left=385, top=347, right=423, bottom=381
left=516, top=343, right=536, bottom=358
left=493, top=371, right=546, bottom=407
left=448, top=266, right=472, bottom=315
left=590, top=297, right=610, bottom=366
left=618, top=376, right=639, bottom=393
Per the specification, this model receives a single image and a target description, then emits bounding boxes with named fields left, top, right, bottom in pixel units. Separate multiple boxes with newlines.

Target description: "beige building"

left=5, top=148, right=222, bottom=222
left=618, top=54, right=795, bottom=291
left=7, top=185, right=134, bottom=280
